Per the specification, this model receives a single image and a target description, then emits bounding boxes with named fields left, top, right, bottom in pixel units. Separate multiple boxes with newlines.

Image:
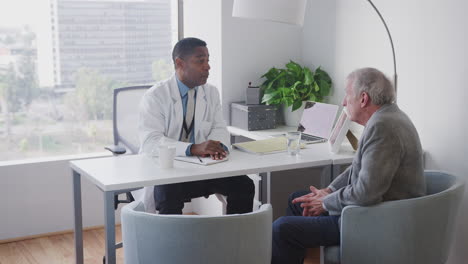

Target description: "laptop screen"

left=298, top=102, right=339, bottom=139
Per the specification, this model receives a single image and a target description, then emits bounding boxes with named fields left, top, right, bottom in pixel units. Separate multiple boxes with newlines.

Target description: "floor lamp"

left=232, top=0, right=398, bottom=97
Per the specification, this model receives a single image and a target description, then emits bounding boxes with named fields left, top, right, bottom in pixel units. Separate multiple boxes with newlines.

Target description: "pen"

left=197, top=156, right=204, bottom=164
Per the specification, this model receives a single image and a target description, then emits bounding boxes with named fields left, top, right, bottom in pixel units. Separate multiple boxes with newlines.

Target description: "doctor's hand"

left=191, top=140, right=228, bottom=160
left=292, top=186, right=332, bottom=217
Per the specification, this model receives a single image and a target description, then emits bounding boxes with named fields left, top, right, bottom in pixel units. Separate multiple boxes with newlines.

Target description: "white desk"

left=71, top=148, right=333, bottom=264
left=228, top=125, right=355, bottom=165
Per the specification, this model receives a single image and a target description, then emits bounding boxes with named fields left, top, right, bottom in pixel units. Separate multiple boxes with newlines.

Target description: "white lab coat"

left=134, top=74, right=230, bottom=212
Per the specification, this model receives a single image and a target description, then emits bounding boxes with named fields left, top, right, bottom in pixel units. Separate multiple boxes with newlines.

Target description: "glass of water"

left=287, top=131, right=302, bottom=156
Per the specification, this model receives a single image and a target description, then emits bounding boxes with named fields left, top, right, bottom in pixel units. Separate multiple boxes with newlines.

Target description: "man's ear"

left=175, top=57, right=184, bottom=70
left=360, top=92, right=370, bottom=107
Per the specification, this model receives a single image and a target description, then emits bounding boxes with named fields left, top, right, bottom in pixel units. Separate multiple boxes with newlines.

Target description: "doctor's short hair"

left=347, top=67, right=395, bottom=106
left=172, top=37, right=207, bottom=63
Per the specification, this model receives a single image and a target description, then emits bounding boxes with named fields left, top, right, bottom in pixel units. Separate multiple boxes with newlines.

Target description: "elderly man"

left=271, top=68, right=426, bottom=264
left=138, top=37, right=254, bottom=214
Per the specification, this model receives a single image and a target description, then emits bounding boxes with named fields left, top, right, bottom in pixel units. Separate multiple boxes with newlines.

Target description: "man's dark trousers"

left=154, top=175, right=254, bottom=214
left=272, top=190, right=341, bottom=264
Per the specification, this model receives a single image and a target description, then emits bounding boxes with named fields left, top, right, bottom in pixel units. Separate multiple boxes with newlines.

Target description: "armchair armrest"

left=105, top=145, right=127, bottom=155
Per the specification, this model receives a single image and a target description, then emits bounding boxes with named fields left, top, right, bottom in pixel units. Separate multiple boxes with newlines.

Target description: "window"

left=0, top=0, right=179, bottom=161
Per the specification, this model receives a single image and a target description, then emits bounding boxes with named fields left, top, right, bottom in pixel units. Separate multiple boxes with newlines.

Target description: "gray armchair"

left=323, top=170, right=465, bottom=264
left=121, top=201, right=273, bottom=264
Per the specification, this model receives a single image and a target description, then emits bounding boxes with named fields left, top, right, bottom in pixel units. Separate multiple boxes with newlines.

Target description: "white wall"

left=183, top=0, right=222, bottom=91
left=1, top=155, right=108, bottom=240
left=302, top=0, right=468, bottom=263
left=221, top=0, right=303, bottom=123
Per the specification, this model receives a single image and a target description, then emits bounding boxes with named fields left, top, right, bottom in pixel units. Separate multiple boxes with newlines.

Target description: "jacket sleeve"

left=205, top=87, right=231, bottom=149
left=323, top=122, right=402, bottom=214
left=328, top=165, right=352, bottom=192
left=138, top=89, right=190, bottom=157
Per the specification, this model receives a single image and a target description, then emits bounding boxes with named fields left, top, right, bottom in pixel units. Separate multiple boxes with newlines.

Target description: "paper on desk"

left=175, top=156, right=228, bottom=166
left=233, top=137, right=304, bottom=155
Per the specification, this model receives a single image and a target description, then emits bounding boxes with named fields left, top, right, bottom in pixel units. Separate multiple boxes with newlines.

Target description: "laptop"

left=296, top=101, right=339, bottom=144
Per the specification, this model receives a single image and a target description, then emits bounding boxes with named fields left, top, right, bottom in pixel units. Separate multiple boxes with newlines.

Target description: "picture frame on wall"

left=329, top=108, right=351, bottom=153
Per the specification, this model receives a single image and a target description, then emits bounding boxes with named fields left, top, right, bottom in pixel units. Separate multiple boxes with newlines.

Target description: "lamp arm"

left=178, top=0, right=184, bottom=40
left=366, top=0, right=398, bottom=97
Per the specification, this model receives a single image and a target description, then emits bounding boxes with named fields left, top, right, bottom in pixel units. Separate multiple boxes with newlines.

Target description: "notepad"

left=175, top=156, right=228, bottom=166
left=232, top=137, right=287, bottom=155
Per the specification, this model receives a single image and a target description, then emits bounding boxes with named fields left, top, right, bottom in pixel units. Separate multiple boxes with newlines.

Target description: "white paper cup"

left=158, top=145, right=176, bottom=168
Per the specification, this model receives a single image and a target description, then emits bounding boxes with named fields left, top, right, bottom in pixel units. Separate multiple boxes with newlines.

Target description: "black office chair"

left=104, top=85, right=152, bottom=263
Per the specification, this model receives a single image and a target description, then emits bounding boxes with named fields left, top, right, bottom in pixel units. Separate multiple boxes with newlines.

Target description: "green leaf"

left=265, top=71, right=283, bottom=91
left=303, top=67, right=313, bottom=85
left=313, top=82, right=320, bottom=92
left=308, top=94, right=316, bottom=102
left=261, top=67, right=279, bottom=80
left=266, top=80, right=275, bottom=91
left=319, top=79, right=331, bottom=96
left=292, top=100, right=303, bottom=111
left=278, top=77, right=286, bottom=88
left=261, top=91, right=278, bottom=103
left=291, top=81, right=302, bottom=90
left=286, top=61, right=302, bottom=76
left=315, top=67, right=332, bottom=83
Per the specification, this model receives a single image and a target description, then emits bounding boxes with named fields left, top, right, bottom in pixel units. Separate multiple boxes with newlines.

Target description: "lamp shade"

left=232, top=0, right=307, bottom=26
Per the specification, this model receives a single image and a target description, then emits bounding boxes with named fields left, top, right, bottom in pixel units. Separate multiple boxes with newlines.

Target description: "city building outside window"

left=0, top=0, right=179, bottom=161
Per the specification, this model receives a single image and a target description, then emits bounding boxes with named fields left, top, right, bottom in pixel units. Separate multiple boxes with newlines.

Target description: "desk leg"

left=259, top=172, right=271, bottom=204
left=72, top=170, right=84, bottom=264
left=104, top=191, right=116, bottom=264
left=320, top=165, right=332, bottom=187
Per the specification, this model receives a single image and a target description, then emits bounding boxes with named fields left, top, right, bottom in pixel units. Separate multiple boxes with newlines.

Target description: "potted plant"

left=260, top=61, right=332, bottom=126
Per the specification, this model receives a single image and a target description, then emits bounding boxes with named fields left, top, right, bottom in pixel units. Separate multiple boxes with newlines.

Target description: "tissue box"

left=231, top=102, right=277, bottom=131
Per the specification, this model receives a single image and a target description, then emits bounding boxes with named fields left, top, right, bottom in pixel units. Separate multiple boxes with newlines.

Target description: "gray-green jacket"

left=323, top=104, right=426, bottom=215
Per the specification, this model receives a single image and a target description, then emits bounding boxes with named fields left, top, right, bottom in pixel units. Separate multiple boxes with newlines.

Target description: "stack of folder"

left=233, top=136, right=304, bottom=155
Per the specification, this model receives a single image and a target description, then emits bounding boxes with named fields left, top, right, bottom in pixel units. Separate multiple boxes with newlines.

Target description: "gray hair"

left=347, top=68, right=395, bottom=105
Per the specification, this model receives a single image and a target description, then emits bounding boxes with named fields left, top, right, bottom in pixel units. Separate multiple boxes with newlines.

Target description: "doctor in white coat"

left=137, top=37, right=254, bottom=214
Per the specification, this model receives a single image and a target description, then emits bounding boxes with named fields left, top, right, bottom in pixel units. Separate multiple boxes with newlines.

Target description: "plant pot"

left=282, top=102, right=306, bottom=127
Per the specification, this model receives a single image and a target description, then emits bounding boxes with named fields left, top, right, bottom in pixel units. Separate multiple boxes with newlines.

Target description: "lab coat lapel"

left=168, top=75, right=183, bottom=138
left=194, top=85, right=207, bottom=140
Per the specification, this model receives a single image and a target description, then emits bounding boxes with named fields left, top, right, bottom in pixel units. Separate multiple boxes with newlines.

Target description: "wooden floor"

left=0, top=227, right=320, bottom=264
left=304, top=248, right=321, bottom=264
left=0, top=227, right=124, bottom=264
